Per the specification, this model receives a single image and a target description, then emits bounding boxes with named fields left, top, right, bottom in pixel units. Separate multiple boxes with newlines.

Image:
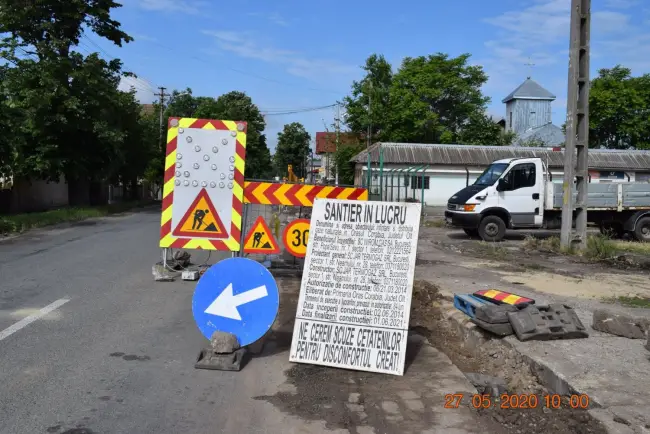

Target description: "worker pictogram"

left=173, top=188, right=228, bottom=239
left=243, top=216, right=280, bottom=254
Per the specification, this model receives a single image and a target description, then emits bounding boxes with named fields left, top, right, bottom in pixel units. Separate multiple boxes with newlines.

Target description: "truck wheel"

left=463, top=228, right=479, bottom=238
left=478, top=215, right=506, bottom=242
left=633, top=217, right=650, bottom=242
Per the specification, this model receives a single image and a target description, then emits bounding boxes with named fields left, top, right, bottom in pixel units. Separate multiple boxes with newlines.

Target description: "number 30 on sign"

left=283, top=219, right=310, bottom=258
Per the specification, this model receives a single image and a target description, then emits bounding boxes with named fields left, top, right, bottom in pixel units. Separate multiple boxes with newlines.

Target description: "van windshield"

left=474, top=163, right=509, bottom=186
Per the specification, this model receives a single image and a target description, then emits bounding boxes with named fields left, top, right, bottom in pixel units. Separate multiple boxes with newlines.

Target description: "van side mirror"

left=496, top=178, right=508, bottom=192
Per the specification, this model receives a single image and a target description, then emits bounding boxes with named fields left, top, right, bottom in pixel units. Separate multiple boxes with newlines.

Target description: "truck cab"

left=445, top=158, right=546, bottom=241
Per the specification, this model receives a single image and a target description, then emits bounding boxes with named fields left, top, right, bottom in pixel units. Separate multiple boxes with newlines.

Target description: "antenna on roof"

left=524, top=57, right=536, bottom=79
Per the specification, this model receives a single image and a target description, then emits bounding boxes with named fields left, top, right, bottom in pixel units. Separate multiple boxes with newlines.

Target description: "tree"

left=274, top=123, right=311, bottom=179
left=333, top=142, right=364, bottom=185
left=388, top=53, right=491, bottom=143
left=342, top=52, right=501, bottom=147
left=194, top=91, right=273, bottom=179
left=342, top=54, right=393, bottom=142
left=589, top=65, right=650, bottom=149
left=457, top=112, right=516, bottom=146
left=0, top=0, right=139, bottom=205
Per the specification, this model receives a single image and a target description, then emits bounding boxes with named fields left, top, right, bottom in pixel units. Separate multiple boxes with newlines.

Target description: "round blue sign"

left=192, top=257, right=279, bottom=346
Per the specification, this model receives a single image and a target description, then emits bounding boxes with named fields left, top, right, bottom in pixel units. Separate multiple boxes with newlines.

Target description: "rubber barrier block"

left=473, top=289, right=535, bottom=306
left=475, top=304, right=519, bottom=324
left=507, top=304, right=589, bottom=342
left=472, top=317, right=514, bottom=336
left=453, top=294, right=497, bottom=319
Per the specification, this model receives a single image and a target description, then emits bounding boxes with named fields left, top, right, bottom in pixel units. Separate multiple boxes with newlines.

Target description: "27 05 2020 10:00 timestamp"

left=444, top=393, right=590, bottom=409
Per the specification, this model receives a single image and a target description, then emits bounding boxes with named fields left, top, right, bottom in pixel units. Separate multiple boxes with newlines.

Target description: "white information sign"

left=289, top=199, right=422, bottom=376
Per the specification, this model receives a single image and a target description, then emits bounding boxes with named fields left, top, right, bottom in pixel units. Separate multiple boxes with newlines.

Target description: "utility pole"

left=334, top=103, right=341, bottom=185
left=155, top=87, right=167, bottom=148
left=560, top=0, right=591, bottom=250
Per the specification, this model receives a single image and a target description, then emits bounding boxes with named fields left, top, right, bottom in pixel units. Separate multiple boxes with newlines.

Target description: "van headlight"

left=463, top=204, right=477, bottom=212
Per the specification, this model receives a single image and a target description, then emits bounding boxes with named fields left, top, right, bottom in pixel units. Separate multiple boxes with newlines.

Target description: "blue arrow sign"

left=192, top=257, right=280, bottom=346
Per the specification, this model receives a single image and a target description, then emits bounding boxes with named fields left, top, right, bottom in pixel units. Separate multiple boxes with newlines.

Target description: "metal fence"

left=362, top=166, right=428, bottom=213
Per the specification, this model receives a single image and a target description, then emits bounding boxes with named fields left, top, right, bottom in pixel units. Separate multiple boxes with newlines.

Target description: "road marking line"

left=0, top=298, right=70, bottom=342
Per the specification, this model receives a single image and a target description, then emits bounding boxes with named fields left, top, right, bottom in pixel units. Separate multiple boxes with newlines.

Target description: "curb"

left=442, top=303, right=590, bottom=399
left=442, top=302, right=647, bottom=434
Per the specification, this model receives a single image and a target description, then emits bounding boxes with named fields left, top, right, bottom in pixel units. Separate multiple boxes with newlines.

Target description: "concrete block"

left=195, top=347, right=248, bottom=371
left=210, top=331, right=240, bottom=353
left=592, top=309, right=647, bottom=340
left=475, top=304, right=518, bottom=324
left=152, top=264, right=175, bottom=282
left=471, top=317, right=514, bottom=336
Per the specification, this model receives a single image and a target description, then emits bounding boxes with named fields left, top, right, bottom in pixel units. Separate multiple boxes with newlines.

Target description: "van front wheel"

left=478, top=215, right=506, bottom=242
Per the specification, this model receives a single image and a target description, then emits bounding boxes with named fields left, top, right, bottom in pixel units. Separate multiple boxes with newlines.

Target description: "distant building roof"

left=502, top=78, right=556, bottom=103
left=351, top=143, right=650, bottom=170
left=516, top=123, right=566, bottom=147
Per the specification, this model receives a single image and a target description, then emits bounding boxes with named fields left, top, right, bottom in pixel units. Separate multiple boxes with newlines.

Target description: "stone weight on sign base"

left=210, top=331, right=240, bottom=354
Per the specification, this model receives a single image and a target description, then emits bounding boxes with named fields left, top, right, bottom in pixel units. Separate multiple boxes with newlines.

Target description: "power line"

left=141, top=38, right=345, bottom=96
left=261, top=104, right=337, bottom=116
left=80, top=34, right=159, bottom=94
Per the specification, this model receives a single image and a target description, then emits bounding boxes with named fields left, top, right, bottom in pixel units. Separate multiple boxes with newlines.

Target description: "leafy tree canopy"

left=274, top=122, right=311, bottom=179
left=589, top=65, right=650, bottom=150
left=342, top=52, right=511, bottom=146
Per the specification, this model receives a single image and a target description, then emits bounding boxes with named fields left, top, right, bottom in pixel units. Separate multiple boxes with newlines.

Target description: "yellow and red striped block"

left=243, top=181, right=368, bottom=206
left=159, top=118, right=246, bottom=251
left=473, top=289, right=535, bottom=306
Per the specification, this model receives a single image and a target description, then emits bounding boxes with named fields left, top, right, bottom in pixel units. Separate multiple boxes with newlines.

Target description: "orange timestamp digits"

left=444, top=393, right=591, bottom=409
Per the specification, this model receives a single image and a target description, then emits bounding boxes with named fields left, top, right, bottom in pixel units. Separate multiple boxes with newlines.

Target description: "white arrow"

left=204, top=283, right=268, bottom=320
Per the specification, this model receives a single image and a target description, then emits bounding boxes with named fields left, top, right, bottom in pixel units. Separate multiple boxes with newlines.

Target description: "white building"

left=351, top=143, right=650, bottom=206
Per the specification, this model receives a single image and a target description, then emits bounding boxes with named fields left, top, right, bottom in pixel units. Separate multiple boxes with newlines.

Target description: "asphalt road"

left=0, top=208, right=311, bottom=434
left=0, top=207, right=501, bottom=434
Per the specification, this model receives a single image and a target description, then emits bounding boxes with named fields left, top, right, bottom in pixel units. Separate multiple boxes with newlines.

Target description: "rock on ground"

left=592, top=309, right=648, bottom=339
left=210, top=331, right=240, bottom=353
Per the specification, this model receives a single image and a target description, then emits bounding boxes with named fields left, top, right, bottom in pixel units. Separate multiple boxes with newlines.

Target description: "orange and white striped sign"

left=243, top=181, right=368, bottom=206
left=473, top=289, right=535, bottom=306
left=159, top=118, right=246, bottom=251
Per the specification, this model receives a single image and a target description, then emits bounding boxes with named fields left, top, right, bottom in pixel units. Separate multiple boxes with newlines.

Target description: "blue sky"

left=107, top=0, right=650, bottom=152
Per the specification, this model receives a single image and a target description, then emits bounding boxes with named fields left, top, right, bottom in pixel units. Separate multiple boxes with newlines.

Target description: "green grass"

left=476, top=241, right=509, bottom=257
left=0, top=200, right=157, bottom=235
left=422, top=218, right=446, bottom=228
left=523, top=233, right=631, bottom=259
left=602, top=296, right=650, bottom=308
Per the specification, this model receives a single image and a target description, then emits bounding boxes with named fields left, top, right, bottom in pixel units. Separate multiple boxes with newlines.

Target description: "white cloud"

left=480, top=0, right=650, bottom=97
left=202, top=30, right=357, bottom=82
left=118, top=76, right=156, bottom=103
left=136, top=0, right=206, bottom=14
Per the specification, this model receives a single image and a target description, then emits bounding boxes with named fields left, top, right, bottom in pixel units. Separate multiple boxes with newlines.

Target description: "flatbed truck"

left=444, top=157, right=650, bottom=242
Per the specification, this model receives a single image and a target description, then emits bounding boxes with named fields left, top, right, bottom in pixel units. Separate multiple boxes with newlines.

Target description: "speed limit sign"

left=283, top=219, right=310, bottom=258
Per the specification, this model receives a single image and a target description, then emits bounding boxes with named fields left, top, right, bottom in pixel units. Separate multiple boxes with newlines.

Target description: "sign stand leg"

left=162, top=248, right=168, bottom=269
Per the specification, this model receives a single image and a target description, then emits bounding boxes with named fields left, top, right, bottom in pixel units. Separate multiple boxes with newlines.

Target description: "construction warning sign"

left=159, top=117, right=247, bottom=252
left=172, top=189, right=227, bottom=239
left=243, top=216, right=280, bottom=254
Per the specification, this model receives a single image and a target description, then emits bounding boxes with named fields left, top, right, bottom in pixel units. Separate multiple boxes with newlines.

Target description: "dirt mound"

left=409, top=280, right=444, bottom=327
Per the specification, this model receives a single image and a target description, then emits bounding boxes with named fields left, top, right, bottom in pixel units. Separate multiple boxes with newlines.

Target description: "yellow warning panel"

left=172, top=188, right=228, bottom=239
left=243, top=216, right=280, bottom=254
